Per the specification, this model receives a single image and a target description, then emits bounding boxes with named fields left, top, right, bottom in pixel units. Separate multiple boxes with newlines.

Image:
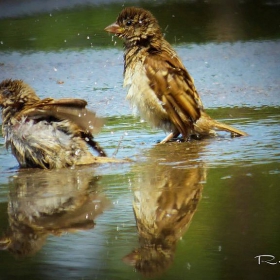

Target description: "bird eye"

left=126, top=20, right=132, bottom=26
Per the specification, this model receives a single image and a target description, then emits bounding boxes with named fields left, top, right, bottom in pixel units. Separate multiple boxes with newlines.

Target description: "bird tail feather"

left=194, top=111, right=248, bottom=137
left=211, top=120, right=248, bottom=136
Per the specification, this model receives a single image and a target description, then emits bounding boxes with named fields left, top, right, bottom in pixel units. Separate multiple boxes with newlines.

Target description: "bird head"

left=105, top=7, right=162, bottom=47
left=0, top=79, right=39, bottom=110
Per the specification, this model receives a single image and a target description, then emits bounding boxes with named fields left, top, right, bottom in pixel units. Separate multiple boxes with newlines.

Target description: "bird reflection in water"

left=123, top=142, right=207, bottom=277
left=0, top=166, right=110, bottom=258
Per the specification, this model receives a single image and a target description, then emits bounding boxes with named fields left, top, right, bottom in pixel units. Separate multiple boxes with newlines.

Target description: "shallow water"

left=0, top=1, right=280, bottom=279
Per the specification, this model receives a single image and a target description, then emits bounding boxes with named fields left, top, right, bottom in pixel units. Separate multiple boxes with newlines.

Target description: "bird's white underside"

left=124, top=61, right=173, bottom=132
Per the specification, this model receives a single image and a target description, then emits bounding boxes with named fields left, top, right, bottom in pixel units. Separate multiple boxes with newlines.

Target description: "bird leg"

left=159, top=131, right=180, bottom=144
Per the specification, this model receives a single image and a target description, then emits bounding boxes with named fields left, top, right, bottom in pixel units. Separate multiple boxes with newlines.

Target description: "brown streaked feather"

left=195, top=111, right=248, bottom=137
left=161, top=95, right=184, bottom=133
left=168, top=74, right=201, bottom=119
left=151, top=41, right=202, bottom=111
left=35, top=98, right=88, bottom=108
left=162, top=94, right=189, bottom=138
left=50, top=107, right=104, bottom=135
left=17, top=99, right=104, bottom=135
left=145, top=52, right=201, bottom=138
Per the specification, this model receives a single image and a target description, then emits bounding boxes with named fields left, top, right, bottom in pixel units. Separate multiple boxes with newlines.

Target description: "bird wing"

left=145, top=47, right=202, bottom=138
left=17, top=98, right=104, bottom=135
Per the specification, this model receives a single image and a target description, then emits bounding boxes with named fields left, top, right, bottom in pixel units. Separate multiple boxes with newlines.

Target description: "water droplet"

left=221, top=175, right=231, bottom=180
left=53, top=67, right=57, bottom=72
left=64, top=39, right=67, bottom=43
left=87, top=36, right=90, bottom=39
left=75, top=149, right=81, bottom=156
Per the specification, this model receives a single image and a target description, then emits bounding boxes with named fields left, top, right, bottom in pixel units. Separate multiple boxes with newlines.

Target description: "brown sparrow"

left=105, top=7, right=247, bottom=143
left=0, top=79, right=121, bottom=169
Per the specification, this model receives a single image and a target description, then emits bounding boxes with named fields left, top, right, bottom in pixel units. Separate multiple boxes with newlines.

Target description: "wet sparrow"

left=105, top=7, right=247, bottom=143
left=0, top=79, right=120, bottom=169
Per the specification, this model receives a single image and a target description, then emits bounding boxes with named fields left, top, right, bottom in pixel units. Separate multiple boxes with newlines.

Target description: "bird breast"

left=124, top=60, right=173, bottom=132
left=4, top=117, right=87, bottom=168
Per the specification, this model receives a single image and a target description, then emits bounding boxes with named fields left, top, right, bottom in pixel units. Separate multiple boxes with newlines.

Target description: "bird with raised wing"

left=105, top=7, right=247, bottom=143
left=0, top=79, right=121, bottom=168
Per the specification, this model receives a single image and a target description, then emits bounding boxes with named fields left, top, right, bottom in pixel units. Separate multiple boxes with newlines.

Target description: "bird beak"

left=104, top=22, right=124, bottom=35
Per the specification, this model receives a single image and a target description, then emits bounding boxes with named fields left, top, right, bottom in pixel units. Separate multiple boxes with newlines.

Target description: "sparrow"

left=0, top=79, right=121, bottom=169
left=105, top=7, right=247, bottom=143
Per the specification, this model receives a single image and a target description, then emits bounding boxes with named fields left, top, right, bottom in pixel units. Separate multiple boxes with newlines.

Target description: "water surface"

left=0, top=1, right=280, bottom=279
